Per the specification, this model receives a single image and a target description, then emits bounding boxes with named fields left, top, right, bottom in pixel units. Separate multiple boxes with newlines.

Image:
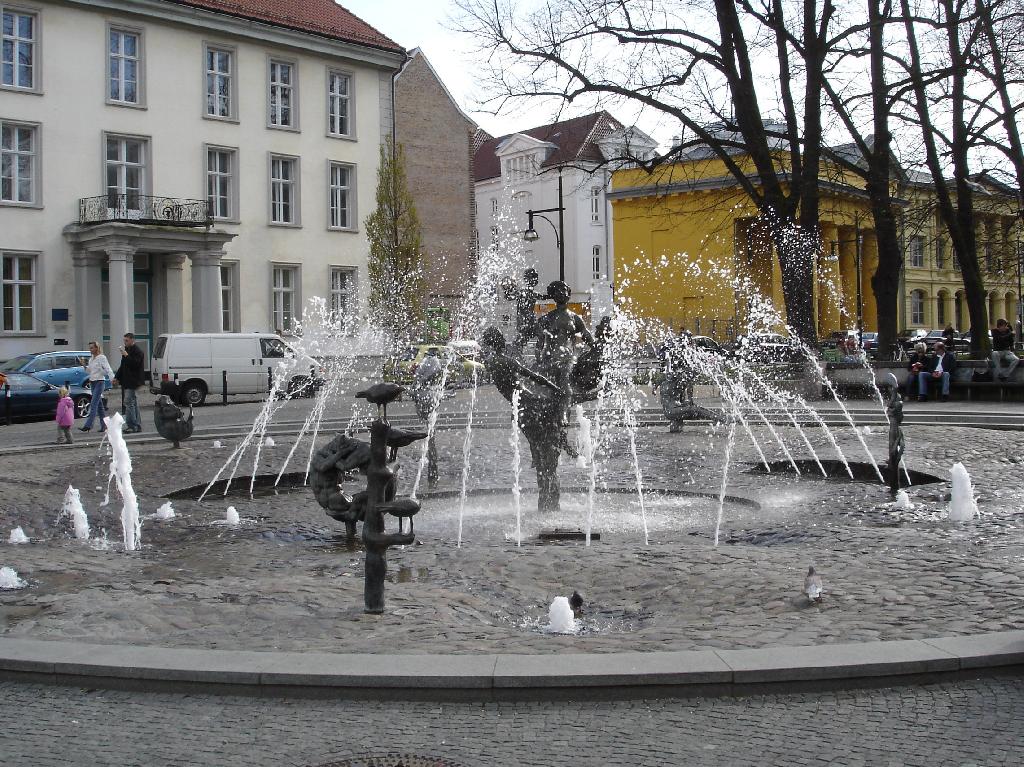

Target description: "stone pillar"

left=837, top=226, right=858, bottom=325
left=861, top=231, right=879, bottom=331
left=818, top=222, right=842, bottom=335
left=189, top=251, right=224, bottom=332
left=164, top=254, right=186, bottom=335
left=72, top=250, right=104, bottom=349
left=105, top=242, right=136, bottom=354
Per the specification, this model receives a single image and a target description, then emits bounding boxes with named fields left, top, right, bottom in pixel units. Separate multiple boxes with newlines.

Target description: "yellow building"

left=901, top=172, right=1020, bottom=333
left=609, top=148, right=1021, bottom=341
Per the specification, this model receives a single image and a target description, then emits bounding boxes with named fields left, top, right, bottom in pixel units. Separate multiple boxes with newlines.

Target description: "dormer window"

left=504, top=154, right=536, bottom=182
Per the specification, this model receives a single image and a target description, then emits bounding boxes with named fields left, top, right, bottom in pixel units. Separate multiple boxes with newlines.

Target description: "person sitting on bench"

left=990, top=319, right=1019, bottom=381
left=918, top=341, right=956, bottom=402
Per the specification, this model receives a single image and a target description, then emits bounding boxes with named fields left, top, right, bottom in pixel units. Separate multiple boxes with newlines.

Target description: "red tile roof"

left=473, top=111, right=623, bottom=182
left=167, top=0, right=403, bottom=53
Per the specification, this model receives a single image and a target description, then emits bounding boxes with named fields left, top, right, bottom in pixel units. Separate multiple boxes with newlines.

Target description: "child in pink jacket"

left=56, top=387, right=75, bottom=444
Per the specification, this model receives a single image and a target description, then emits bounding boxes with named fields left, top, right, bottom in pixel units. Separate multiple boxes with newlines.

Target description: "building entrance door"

left=102, top=255, right=153, bottom=368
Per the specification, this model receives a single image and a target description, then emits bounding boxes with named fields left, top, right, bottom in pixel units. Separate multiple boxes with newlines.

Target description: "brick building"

left=394, top=48, right=477, bottom=317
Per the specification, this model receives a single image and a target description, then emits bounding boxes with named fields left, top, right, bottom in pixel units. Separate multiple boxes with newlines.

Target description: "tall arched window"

left=910, top=290, right=926, bottom=325
left=936, top=291, right=947, bottom=326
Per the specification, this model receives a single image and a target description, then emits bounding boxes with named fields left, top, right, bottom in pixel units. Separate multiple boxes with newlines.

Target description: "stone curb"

left=1, top=632, right=1021, bottom=698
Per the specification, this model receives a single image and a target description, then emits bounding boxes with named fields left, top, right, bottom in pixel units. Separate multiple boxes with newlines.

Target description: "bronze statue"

left=502, top=267, right=545, bottom=352
left=153, top=394, right=194, bottom=448
left=309, top=383, right=426, bottom=614
left=885, top=373, right=905, bottom=494
left=481, top=282, right=607, bottom=513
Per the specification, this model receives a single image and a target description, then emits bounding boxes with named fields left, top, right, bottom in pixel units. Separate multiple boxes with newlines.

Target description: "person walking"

left=113, top=332, right=145, bottom=433
left=990, top=318, right=1019, bottom=381
left=80, top=340, right=114, bottom=432
left=55, top=386, right=74, bottom=444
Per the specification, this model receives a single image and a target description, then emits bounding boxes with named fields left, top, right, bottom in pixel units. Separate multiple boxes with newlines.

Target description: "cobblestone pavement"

left=0, top=673, right=1021, bottom=766
left=2, top=422, right=1023, bottom=653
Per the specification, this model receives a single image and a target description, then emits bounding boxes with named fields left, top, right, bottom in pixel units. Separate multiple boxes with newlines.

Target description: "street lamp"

left=521, top=168, right=566, bottom=281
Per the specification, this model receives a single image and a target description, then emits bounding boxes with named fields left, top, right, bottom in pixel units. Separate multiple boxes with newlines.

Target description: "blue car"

left=1, top=350, right=91, bottom=388
left=0, top=373, right=104, bottom=421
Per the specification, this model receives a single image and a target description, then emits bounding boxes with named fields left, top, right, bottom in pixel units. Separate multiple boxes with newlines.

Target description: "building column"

left=105, top=242, right=136, bottom=354
left=861, top=231, right=879, bottom=331
left=72, top=250, right=104, bottom=349
left=836, top=226, right=858, bottom=326
left=189, top=250, right=224, bottom=332
left=164, top=254, right=186, bottom=334
left=818, top=222, right=842, bottom=335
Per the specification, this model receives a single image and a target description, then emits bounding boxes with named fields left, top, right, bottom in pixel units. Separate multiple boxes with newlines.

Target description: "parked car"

left=1, top=350, right=90, bottom=389
left=0, top=352, right=106, bottom=418
left=860, top=332, right=879, bottom=357
left=0, top=373, right=101, bottom=421
left=730, top=333, right=803, bottom=363
left=388, top=343, right=486, bottom=385
left=149, top=333, right=322, bottom=406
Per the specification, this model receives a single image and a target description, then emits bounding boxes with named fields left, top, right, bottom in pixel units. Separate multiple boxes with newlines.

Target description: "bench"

left=950, top=379, right=1024, bottom=402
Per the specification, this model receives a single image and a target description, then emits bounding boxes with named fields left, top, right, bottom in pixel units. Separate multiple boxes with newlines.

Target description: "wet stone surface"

left=1, top=422, right=1022, bottom=654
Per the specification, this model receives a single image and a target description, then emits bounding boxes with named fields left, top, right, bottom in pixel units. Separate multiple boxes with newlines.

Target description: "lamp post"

left=522, top=169, right=566, bottom=282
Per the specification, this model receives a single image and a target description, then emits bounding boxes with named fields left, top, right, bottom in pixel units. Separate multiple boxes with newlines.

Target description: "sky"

left=338, top=0, right=588, bottom=139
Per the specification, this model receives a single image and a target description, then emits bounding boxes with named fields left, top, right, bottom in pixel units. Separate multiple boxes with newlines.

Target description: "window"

left=108, top=27, right=141, bottom=105
left=909, top=236, right=924, bottom=268
left=490, top=198, right=498, bottom=216
left=910, top=290, right=925, bottom=325
left=328, top=162, right=352, bottom=229
left=937, top=294, right=947, bottom=326
left=590, top=186, right=602, bottom=224
left=327, top=70, right=350, bottom=136
left=1, top=8, right=35, bottom=90
left=269, top=155, right=298, bottom=225
left=935, top=239, right=946, bottom=269
left=206, top=146, right=236, bottom=220
left=105, top=135, right=147, bottom=211
left=330, top=267, right=355, bottom=322
left=220, top=262, right=238, bottom=332
left=953, top=251, right=960, bottom=272
left=268, top=59, right=295, bottom=128
left=205, top=45, right=234, bottom=118
left=490, top=225, right=498, bottom=245
left=1, top=251, right=35, bottom=332
left=504, top=155, right=534, bottom=182
left=1, top=120, right=36, bottom=204
left=592, top=245, right=602, bottom=280
left=985, top=243, right=994, bottom=272
left=272, top=265, right=299, bottom=333
left=261, top=337, right=287, bottom=358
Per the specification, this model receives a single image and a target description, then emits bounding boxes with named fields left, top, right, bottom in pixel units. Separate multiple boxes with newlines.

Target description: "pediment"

left=495, top=133, right=557, bottom=157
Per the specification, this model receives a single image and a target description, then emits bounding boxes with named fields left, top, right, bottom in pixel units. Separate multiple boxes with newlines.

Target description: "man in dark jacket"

left=990, top=319, right=1018, bottom=380
left=918, top=341, right=956, bottom=402
left=113, top=333, right=145, bottom=433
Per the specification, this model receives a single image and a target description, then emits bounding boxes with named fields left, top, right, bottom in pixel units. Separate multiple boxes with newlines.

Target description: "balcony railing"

left=79, top=194, right=211, bottom=227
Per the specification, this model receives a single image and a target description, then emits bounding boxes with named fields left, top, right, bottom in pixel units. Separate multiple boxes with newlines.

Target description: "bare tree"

left=456, top=0, right=839, bottom=345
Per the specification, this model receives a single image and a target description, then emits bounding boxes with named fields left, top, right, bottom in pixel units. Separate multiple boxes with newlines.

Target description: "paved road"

left=0, top=673, right=1020, bottom=766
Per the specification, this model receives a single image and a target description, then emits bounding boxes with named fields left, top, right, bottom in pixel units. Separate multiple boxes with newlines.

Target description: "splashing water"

left=412, top=349, right=453, bottom=499
left=456, top=366, right=480, bottom=548
left=104, top=413, right=141, bottom=551
left=948, top=463, right=978, bottom=522
left=0, top=566, right=27, bottom=589
left=574, top=404, right=593, bottom=469
left=893, top=490, right=913, bottom=510
left=545, top=596, right=579, bottom=634
left=714, top=419, right=738, bottom=547
left=155, top=502, right=176, bottom=520
left=225, top=506, right=240, bottom=526
left=8, top=527, right=29, bottom=544
left=61, top=485, right=90, bottom=541
left=509, top=387, right=523, bottom=547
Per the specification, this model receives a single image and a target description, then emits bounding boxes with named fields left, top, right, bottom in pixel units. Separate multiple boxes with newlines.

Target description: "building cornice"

left=59, top=0, right=406, bottom=70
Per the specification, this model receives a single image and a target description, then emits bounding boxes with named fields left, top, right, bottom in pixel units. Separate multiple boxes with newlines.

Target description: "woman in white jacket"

left=80, top=340, right=114, bottom=432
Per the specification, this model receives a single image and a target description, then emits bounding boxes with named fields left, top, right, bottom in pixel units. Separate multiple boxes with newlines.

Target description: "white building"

left=0, top=0, right=405, bottom=361
left=473, top=111, right=656, bottom=318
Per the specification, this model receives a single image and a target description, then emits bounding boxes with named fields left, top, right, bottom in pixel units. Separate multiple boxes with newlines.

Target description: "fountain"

left=948, top=463, right=978, bottom=522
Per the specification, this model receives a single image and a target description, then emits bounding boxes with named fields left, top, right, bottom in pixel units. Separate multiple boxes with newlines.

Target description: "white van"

left=149, top=333, right=320, bottom=405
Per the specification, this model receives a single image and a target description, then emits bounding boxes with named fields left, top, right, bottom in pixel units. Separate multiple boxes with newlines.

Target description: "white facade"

left=0, top=0, right=403, bottom=361
left=473, top=122, right=656, bottom=320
